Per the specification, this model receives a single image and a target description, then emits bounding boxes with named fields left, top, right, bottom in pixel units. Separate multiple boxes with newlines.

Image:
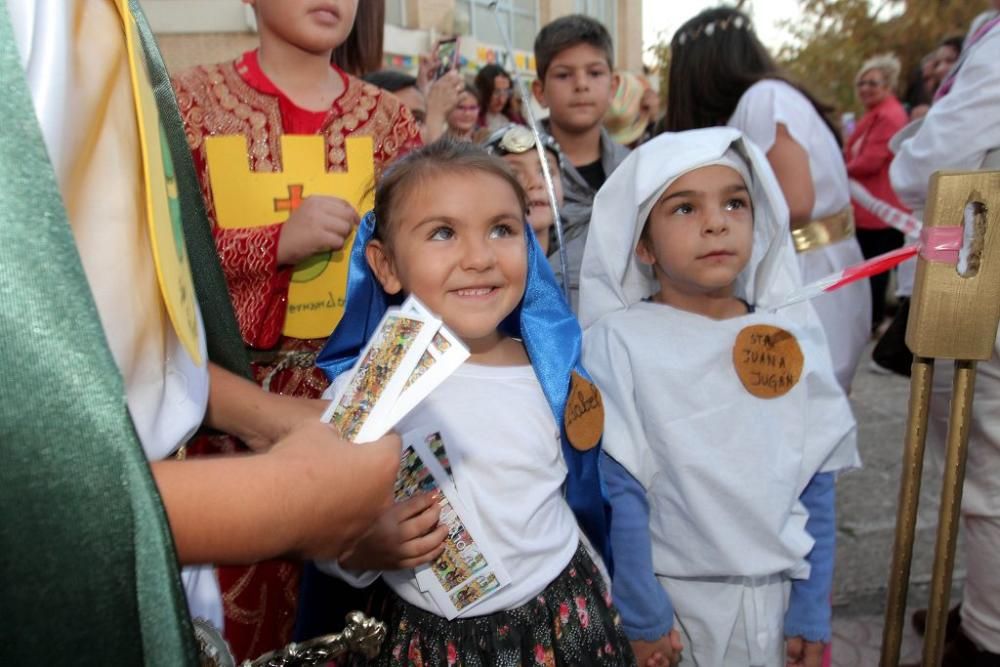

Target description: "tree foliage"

left=778, top=0, right=985, bottom=113
left=651, top=1, right=985, bottom=116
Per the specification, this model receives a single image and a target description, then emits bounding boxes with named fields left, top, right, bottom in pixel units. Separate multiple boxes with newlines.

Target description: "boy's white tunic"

left=579, top=129, right=859, bottom=664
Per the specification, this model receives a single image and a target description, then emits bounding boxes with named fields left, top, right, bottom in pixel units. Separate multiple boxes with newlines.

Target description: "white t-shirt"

left=729, top=79, right=851, bottom=219
left=321, top=362, right=581, bottom=617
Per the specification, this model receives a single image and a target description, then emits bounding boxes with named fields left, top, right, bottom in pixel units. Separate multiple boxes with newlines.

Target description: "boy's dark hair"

left=664, top=7, right=841, bottom=147
left=938, top=34, right=964, bottom=55
left=534, top=14, right=614, bottom=81
left=373, top=137, right=528, bottom=244
left=363, top=70, right=418, bottom=93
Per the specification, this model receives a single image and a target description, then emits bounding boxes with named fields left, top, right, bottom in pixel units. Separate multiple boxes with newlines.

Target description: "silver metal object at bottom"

left=242, top=611, right=386, bottom=667
left=194, top=611, right=386, bottom=667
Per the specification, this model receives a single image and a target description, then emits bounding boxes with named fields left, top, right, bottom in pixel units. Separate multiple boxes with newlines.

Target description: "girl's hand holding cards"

left=340, top=492, right=448, bottom=571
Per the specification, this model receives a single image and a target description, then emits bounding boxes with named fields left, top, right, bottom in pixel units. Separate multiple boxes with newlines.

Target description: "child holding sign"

left=310, top=139, right=634, bottom=665
left=171, top=0, right=421, bottom=658
left=579, top=128, right=859, bottom=667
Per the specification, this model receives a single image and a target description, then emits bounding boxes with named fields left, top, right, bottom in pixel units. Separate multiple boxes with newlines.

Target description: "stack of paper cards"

left=395, top=430, right=511, bottom=619
left=320, top=296, right=508, bottom=617
left=321, top=296, right=468, bottom=442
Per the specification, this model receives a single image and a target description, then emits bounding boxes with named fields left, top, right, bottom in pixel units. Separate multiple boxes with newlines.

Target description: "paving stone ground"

left=829, top=343, right=965, bottom=665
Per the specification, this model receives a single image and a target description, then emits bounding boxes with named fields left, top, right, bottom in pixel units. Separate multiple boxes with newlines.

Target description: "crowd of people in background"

left=354, top=2, right=996, bottom=394
left=5, top=0, right=1000, bottom=666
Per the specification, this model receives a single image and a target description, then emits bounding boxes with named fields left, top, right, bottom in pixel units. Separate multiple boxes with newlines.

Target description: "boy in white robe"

left=579, top=128, right=860, bottom=667
left=890, top=8, right=1000, bottom=663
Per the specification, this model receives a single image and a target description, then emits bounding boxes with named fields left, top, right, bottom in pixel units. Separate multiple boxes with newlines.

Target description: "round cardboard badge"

left=564, top=371, right=604, bottom=451
left=732, top=324, right=804, bottom=399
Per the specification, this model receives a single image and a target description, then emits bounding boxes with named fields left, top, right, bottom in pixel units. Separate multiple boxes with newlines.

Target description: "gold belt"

left=791, top=208, right=855, bottom=253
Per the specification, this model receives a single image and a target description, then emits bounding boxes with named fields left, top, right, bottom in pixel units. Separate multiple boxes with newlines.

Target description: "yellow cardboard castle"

left=206, top=135, right=375, bottom=339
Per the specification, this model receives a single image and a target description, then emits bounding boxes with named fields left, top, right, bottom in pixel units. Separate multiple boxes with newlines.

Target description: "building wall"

left=402, top=0, right=456, bottom=31
left=538, top=0, right=576, bottom=23
left=157, top=33, right=258, bottom=73
left=614, top=1, right=643, bottom=73
left=140, top=0, right=644, bottom=78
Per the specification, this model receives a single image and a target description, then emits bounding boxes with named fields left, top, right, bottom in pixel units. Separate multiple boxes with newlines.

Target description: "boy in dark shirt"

left=532, top=14, right=630, bottom=309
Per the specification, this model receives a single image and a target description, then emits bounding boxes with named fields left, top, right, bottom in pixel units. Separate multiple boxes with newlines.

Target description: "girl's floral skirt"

left=359, top=543, right=635, bottom=667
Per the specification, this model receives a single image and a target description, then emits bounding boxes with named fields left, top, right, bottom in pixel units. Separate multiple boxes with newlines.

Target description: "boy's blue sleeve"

left=785, top=471, right=836, bottom=642
left=601, top=452, right=674, bottom=641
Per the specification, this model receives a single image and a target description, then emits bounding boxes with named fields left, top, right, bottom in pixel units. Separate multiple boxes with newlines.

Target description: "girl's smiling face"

left=366, top=170, right=528, bottom=358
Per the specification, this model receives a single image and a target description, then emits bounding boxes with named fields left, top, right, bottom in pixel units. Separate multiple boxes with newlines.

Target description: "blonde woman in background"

left=844, top=54, right=910, bottom=331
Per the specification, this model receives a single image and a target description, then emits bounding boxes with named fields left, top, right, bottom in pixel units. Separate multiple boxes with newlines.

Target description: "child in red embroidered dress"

left=171, top=0, right=422, bottom=658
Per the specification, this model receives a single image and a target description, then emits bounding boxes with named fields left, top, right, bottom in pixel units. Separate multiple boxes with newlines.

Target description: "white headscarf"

left=577, top=127, right=859, bottom=588
left=578, top=127, right=802, bottom=330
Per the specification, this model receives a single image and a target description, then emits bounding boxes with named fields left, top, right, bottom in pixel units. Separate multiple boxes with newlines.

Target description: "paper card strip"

left=388, top=327, right=469, bottom=427
left=426, top=431, right=454, bottom=478
left=322, top=307, right=440, bottom=442
left=398, top=429, right=510, bottom=619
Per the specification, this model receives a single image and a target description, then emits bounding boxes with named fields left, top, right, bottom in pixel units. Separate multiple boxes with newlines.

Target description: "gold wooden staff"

left=880, top=170, right=1000, bottom=667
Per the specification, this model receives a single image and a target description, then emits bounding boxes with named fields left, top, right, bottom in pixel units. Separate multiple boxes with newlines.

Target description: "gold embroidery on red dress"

left=173, top=60, right=419, bottom=351
left=172, top=56, right=420, bottom=660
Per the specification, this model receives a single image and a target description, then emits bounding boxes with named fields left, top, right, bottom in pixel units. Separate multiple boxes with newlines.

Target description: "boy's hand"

left=785, top=636, right=824, bottom=667
left=630, top=628, right=682, bottom=667
left=277, top=195, right=359, bottom=266
left=339, top=492, right=448, bottom=571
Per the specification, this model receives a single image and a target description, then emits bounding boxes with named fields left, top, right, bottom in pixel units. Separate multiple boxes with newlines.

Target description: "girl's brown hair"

left=331, top=0, right=385, bottom=77
left=664, top=7, right=842, bottom=147
left=372, top=137, right=529, bottom=244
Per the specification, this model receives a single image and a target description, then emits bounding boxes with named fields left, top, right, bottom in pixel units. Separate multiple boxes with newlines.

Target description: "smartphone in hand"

left=433, top=37, right=460, bottom=79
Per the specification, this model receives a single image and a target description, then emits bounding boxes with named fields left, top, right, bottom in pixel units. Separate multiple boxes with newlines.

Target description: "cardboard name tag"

left=564, top=371, right=604, bottom=451
left=732, top=324, right=803, bottom=399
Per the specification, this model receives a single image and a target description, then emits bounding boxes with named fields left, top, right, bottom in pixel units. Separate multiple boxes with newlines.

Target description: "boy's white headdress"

left=578, top=127, right=800, bottom=329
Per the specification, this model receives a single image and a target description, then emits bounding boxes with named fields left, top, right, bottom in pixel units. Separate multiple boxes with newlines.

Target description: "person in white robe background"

left=890, top=5, right=1000, bottom=664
